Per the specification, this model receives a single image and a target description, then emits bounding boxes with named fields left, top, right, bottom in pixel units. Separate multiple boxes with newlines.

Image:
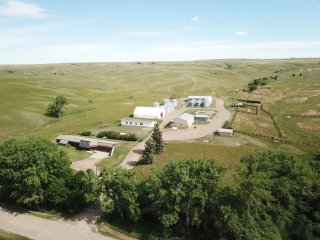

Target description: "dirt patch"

left=297, top=123, right=320, bottom=131
left=302, top=110, right=320, bottom=116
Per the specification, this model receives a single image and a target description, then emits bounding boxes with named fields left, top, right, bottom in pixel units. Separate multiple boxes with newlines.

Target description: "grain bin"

left=163, top=99, right=170, bottom=105
left=197, top=99, right=203, bottom=106
left=153, top=102, right=160, bottom=107
left=171, top=99, right=178, bottom=107
left=203, top=98, right=210, bottom=107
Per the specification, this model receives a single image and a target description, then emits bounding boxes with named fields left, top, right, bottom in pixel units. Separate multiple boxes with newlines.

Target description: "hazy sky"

left=0, top=0, right=320, bottom=64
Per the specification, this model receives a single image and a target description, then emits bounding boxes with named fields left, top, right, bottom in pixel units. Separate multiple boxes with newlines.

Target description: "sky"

left=0, top=0, right=320, bottom=64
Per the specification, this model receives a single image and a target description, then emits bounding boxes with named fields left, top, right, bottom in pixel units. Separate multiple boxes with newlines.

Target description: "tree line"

left=1, top=136, right=320, bottom=239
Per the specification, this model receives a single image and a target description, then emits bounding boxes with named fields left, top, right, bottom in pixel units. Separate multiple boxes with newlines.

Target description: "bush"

left=97, top=131, right=138, bottom=141
left=80, top=131, right=91, bottom=136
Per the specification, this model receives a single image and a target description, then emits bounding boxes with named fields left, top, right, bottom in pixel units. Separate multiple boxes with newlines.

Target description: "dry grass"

left=0, top=229, right=30, bottom=240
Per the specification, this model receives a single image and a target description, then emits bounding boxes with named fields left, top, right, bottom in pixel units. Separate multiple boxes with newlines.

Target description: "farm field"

left=0, top=59, right=319, bottom=165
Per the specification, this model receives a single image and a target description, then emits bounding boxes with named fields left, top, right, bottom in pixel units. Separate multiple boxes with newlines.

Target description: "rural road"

left=119, top=98, right=230, bottom=169
left=0, top=207, right=112, bottom=240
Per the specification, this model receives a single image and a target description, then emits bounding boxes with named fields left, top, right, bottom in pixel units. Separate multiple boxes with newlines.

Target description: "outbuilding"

left=217, top=128, right=233, bottom=137
left=134, top=106, right=165, bottom=119
left=121, top=118, right=157, bottom=128
left=172, top=113, right=194, bottom=128
left=56, top=135, right=119, bottom=155
left=194, top=114, right=209, bottom=122
left=188, top=96, right=213, bottom=107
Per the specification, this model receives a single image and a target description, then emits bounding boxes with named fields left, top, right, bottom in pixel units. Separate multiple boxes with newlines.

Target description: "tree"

left=141, top=138, right=155, bottom=164
left=99, top=167, right=141, bottom=222
left=145, top=159, right=225, bottom=230
left=222, top=120, right=232, bottom=129
left=45, top=95, right=68, bottom=118
left=0, top=136, right=71, bottom=208
left=151, top=123, right=164, bottom=154
left=219, top=151, right=317, bottom=240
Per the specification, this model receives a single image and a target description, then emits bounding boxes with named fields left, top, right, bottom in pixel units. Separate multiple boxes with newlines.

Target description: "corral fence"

left=285, top=114, right=320, bottom=118
left=260, top=104, right=282, bottom=137
left=233, top=129, right=320, bottom=146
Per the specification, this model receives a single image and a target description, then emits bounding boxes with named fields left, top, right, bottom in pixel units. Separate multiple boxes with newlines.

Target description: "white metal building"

left=121, top=118, right=157, bottom=128
left=218, top=128, right=234, bottom=137
left=188, top=96, right=213, bottom=107
left=172, top=113, right=194, bottom=128
left=134, top=106, right=165, bottom=119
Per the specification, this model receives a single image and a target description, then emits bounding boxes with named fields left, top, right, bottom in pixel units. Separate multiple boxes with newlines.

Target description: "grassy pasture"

left=0, top=59, right=319, bottom=164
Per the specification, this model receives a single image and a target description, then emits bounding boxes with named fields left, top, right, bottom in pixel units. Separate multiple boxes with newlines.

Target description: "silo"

left=190, top=99, right=196, bottom=106
left=171, top=99, right=178, bottom=107
left=203, top=98, right=210, bottom=107
left=197, top=99, right=203, bottom=107
left=163, top=99, right=170, bottom=105
left=168, top=103, right=174, bottom=112
left=153, top=102, right=160, bottom=107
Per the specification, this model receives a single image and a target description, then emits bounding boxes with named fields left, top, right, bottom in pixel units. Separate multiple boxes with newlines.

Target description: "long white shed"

left=134, top=106, right=165, bottom=119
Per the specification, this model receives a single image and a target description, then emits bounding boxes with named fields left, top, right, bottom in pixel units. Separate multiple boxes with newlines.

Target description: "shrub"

left=80, top=131, right=91, bottom=136
left=97, top=131, right=137, bottom=141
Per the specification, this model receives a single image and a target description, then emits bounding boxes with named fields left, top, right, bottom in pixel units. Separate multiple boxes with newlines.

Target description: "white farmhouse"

left=121, top=118, right=157, bottom=128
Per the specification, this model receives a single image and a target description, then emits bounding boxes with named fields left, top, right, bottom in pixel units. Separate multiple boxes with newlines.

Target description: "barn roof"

left=56, top=135, right=119, bottom=148
left=176, top=113, right=194, bottom=122
left=122, top=118, right=157, bottom=124
left=134, top=106, right=165, bottom=116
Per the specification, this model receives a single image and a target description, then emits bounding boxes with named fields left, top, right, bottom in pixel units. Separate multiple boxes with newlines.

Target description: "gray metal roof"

left=122, top=118, right=157, bottom=124
left=176, top=113, right=194, bottom=122
left=56, top=135, right=119, bottom=148
left=195, top=114, right=209, bottom=118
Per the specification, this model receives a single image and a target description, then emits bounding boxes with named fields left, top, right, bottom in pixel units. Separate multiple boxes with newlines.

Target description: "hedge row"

left=97, top=131, right=138, bottom=141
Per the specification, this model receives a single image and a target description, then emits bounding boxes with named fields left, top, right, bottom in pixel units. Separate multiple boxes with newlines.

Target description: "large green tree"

left=145, top=159, right=225, bottom=230
left=99, top=167, right=141, bottom=222
left=45, top=95, right=68, bottom=118
left=219, top=151, right=317, bottom=240
left=0, top=136, right=71, bottom=208
left=151, top=123, right=164, bottom=154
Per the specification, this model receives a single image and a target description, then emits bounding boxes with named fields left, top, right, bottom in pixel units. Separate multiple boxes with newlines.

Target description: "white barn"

left=134, top=106, right=165, bottom=119
left=121, top=118, right=157, bottom=128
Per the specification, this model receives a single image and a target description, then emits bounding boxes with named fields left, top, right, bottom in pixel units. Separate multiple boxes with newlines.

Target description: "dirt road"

left=119, top=98, right=230, bottom=169
left=0, top=207, right=112, bottom=240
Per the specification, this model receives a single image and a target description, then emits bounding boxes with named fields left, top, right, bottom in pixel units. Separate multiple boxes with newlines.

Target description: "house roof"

left=195, top=114, right=209, bottom=118
left=56, top=135, right=119, bottom=148
left=122, top=118, right=157, bottom=124
left=175, top=113, right=194, bottom=122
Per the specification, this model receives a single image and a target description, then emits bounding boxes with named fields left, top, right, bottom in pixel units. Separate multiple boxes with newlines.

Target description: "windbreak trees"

left=219, top=151, right=318, bottom=240
left=144, top=159, right=226, bottom=230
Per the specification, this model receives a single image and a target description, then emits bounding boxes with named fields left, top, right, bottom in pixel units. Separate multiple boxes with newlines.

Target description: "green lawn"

left=58, top=146, right=91, bottom=162
left=97, top=141, right=138, bottom=169
left=0, top=229, right=30, bottom=240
